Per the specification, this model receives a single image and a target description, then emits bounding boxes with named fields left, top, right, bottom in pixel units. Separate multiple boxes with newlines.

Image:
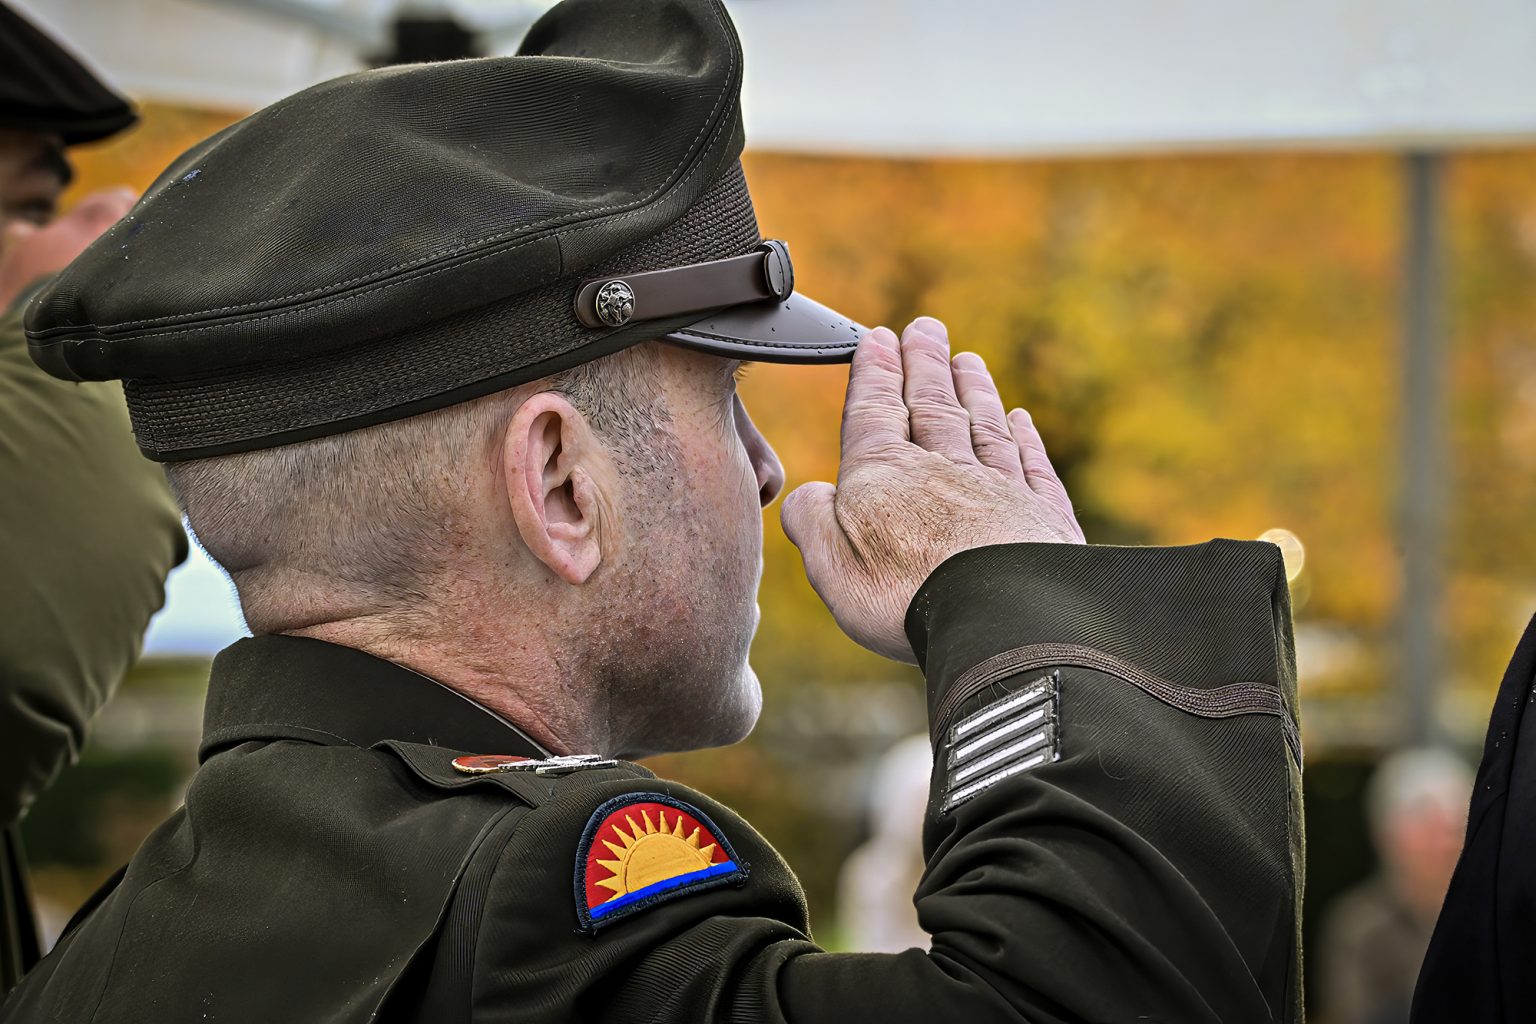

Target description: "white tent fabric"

left=13, top=0, right=1536, bottom=155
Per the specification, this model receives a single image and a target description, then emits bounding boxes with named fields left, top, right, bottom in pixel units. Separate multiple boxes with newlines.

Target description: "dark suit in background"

left=1412, top=616, right=1536, bottom=1022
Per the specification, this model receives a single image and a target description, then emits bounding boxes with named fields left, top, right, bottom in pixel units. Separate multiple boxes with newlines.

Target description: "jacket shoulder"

left=374, top=742, right=812, bottom=1023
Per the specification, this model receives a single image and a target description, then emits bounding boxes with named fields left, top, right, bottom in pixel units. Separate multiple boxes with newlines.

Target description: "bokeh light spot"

left=1259, top=528, right=1306, bottom=583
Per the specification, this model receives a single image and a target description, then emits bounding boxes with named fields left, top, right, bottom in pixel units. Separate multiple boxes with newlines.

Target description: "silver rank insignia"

left=940, top=672, right=1061, bottom=814
left=451, top=753, right=619, bottom=776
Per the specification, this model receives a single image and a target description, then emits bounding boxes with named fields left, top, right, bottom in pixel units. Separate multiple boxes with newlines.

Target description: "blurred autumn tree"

left=52, top=106, right=1536, bottom=938
left=741, top=150, right=1536, bottom=706
left=744, top=151, right=1397, bottom=664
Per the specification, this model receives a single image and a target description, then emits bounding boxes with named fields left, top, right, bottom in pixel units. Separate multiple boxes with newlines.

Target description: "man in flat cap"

left=0, top=0, right=185, bottom=994
left=2, top=0, right=1302, bottom=1020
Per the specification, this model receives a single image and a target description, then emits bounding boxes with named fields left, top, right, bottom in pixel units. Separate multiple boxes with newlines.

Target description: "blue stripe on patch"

left=574, top=791, right=751, bottom=933
left=587, top=860, right=740, bottom=920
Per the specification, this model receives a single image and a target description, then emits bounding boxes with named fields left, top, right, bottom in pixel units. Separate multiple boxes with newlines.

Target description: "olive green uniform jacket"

left=1, top=540, right=1303, bottom=1023
left=0, top=292, right=186, bottom=992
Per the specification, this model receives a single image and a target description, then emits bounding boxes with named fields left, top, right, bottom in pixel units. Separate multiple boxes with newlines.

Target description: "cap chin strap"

left=573, top=240, right=794, bottom=330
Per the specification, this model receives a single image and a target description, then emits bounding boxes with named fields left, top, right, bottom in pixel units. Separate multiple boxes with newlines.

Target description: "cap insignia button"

left=593, top=280, right=636, bottom=327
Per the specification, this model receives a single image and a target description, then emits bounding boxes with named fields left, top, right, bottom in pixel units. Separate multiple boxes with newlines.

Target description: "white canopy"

left=14, top=0, right=1536, bottom=156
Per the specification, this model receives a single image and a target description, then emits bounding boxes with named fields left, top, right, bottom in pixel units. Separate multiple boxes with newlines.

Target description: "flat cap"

left=0, top=1, right=136, bottom=144
left=24, top=0, right=862, bottom=461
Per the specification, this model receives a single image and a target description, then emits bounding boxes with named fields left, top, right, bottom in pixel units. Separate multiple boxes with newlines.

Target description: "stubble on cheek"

left=596, top=431, right=764, bottom=754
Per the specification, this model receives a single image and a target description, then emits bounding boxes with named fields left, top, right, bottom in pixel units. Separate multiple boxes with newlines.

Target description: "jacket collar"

left=198, top=634, right=549, bottom=763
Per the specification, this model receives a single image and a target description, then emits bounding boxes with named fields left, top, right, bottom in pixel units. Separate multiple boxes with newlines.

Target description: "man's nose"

left=735, top=397, right=785, bottom=508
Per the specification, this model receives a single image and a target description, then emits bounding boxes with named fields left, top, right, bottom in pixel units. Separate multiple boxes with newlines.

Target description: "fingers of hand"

left=840, top=327, right=910, bottom=465
left=1009, top=408, right=1085, bottom=541
left=901, top=318, right=976, bottom=464
left=951, top=352, right=1025, bottom=485
left=71, top=187, right=136, bottom=230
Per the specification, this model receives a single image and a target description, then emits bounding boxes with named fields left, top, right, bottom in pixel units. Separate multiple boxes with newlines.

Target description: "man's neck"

left=286, top=614, right=609, bottom=757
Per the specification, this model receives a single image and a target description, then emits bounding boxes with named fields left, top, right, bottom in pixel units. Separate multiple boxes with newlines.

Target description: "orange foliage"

left=743, top=152, right=1402, bottom=682
left=61, top=102, right=244, bottom=204
left=743, top=150, right=1536, bottom=701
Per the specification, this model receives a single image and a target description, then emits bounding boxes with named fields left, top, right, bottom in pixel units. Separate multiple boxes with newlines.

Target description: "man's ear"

left=502, top=392, right=607, bottom=585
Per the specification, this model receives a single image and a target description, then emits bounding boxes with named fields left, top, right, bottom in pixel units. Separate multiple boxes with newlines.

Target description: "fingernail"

left=912, top=315, right=948, bottom=340
left=867, top=326, right=898, bottom=349
left=906, top=325, right=948, bottom=351
left=952, top=352, right=985, bottom=371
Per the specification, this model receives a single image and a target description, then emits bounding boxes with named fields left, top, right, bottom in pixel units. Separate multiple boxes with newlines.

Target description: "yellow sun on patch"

left=578, top=796, right=745, bottom=930
left=593, top=808, right=719, bottom=901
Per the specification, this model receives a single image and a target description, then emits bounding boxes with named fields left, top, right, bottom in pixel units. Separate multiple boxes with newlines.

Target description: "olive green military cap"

left=24, top=0, right=863, bottom=461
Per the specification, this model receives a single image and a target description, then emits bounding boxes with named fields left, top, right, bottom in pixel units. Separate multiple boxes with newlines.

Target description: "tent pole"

left=1400, top=149, right=1446, bottom=748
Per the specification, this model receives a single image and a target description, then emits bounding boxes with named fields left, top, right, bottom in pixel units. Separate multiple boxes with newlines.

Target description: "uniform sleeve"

left=472, top=540, right=1303, bottom=1024
left=0, top=294, right=187, bottom=826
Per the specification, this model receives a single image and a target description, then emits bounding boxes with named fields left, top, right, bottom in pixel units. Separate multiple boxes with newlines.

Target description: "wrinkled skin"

left=587, top=348, right=784, bottom=756
left=782, top=317, right=1083, bottom=663
left=581, top=317, right=1084, bottom=756
left=285, top=314, right=1084, bottom=760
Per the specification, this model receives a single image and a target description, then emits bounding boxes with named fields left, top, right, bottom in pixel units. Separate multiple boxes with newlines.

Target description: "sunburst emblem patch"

left=575, top=792, right=747, bottom=931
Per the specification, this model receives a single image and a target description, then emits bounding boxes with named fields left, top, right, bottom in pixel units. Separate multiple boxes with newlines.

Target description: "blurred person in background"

left=1318, top=748, right=1472, bottom=1024
left=0, top=0, right=186, bottom=995
left=837, top=734, right=931, bottom=953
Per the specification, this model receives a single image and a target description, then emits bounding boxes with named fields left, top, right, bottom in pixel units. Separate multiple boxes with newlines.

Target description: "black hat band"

left=572, top=240, right=794, bottom=329
left=120, top=163, right=762, bottom=462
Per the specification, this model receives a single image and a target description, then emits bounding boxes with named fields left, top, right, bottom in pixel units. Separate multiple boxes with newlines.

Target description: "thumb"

left=781, top=481, right=852, bottom=609
left=2, top=219, right=36, bottom=251
left=779, top=481, right=837, bottom=555
left=70, top=187, right=136, bottom=232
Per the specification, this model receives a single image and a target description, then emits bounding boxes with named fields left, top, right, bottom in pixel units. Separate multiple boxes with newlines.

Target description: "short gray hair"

left=165, top=345, right=674, bottom=633
left=1366, top=746, right=1473, bottom=833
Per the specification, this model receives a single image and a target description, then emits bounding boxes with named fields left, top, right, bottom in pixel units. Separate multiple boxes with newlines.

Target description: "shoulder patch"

left=575, top=792, right=748, bottom=932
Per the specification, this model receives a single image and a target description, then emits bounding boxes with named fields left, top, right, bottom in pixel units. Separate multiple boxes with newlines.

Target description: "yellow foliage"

left=744, top=150, right=1536, bottom=701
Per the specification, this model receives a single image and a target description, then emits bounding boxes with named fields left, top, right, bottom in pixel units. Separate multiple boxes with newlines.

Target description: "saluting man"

left=1, top=0, right=1303, bottom=1021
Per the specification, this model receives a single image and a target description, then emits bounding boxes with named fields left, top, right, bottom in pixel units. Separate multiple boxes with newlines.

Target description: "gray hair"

left=165, top=345, right=674, bottom=634
left=1366, top=746, right=1474, bottom=833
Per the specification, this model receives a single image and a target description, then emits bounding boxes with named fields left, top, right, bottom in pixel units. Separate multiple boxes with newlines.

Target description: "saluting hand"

left=0, top=186, right=136, bottom=313
left=781, top=317, right=1085, bottom=664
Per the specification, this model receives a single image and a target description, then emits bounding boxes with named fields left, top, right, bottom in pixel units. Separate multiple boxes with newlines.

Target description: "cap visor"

left=664, top=292, right=865, bottom=364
